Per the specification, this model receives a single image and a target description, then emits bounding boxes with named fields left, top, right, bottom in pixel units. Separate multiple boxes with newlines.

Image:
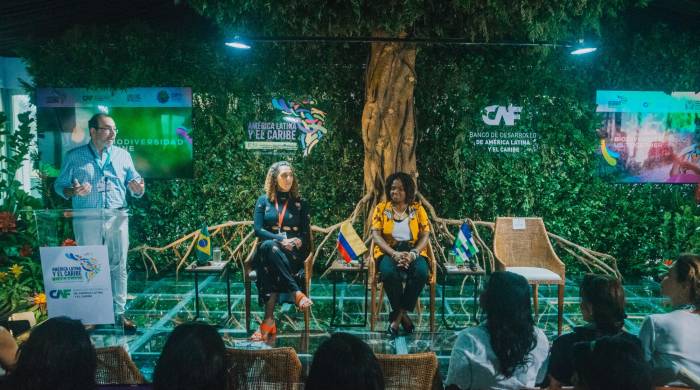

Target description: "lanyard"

left=275, top=199, right=288, bottom=231
left=89, top=144, right=112, bottom=175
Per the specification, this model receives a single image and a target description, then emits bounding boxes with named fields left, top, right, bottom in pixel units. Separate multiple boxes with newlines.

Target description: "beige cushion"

left=506, top=266, right=561, bottom=282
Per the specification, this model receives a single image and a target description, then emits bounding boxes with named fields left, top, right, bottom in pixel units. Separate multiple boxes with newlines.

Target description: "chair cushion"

left=506, top=267, right=561, bottom=282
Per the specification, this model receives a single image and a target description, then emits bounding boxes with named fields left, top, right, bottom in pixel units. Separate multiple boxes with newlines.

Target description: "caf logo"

left=482, top=105, right=522, bottom=126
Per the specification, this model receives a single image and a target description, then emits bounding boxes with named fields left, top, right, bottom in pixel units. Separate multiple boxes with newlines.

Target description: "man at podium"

left=54, top=113, right=145, bottom=332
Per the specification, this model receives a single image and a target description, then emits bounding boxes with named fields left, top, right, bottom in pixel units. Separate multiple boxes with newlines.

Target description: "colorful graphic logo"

left=600, top=139, right=620, bottom=166
left=65, top=252, right=102, bottom=282
left=272, top=97, right=327, bottom=156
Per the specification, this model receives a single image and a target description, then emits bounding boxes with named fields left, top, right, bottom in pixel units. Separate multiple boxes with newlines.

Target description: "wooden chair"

left=493, top=217, right=566, bottom=335
left=225, top=347, right=302, bottom=390
left=95, top=346, right=145, bottom=384
left=376, top=352, right=439, bottom=390
left=243, top=231, right=314, bottom=334
left=369, top=241, right=437, bottom=332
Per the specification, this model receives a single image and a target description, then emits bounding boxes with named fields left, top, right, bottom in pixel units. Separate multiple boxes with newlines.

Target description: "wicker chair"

left=225, top=347, right=302, bottom=390
left=243, top=231, right=314, bottom=334
left=376, top=352, right=439, bottom=390
left=95, top=346, right=145, bottom=384
left=369, top=241, right=437, bottom=332
left=493, top=217, right=566, bottom=334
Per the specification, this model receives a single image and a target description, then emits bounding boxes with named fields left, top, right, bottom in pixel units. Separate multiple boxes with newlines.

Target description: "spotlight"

left=570, top=39, right=597, bottom=55
left=225, top=37, right=251, bottom=49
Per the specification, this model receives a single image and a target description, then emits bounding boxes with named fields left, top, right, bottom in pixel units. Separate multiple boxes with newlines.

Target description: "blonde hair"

left=264, top=161, right=300, bottom=201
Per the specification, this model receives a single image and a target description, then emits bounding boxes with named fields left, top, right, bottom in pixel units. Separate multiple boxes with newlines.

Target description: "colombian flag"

left=337, top=222, right=367, bottom=263
left=195, top=224, right=211, bottom=265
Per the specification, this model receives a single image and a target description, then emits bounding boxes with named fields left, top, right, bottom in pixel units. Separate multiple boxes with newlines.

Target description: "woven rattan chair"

left=243, top=230, right=314, bottom=334
left=493, top=217, right=565, bottom=334
left=95, top=346, right=145, bottom=384
left=376, top=352, right=439, bottom=390
left=369, top=241, right=437, bottom=332
left=225, top=347, right=302, bottom=390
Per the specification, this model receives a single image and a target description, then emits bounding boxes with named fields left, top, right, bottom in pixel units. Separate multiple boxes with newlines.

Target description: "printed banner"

left=36, top=87, right=194, bottom=179
left=596, top=91, right=700, bottom=183
left=245, top=97, right=328, bottom=156
left=40, top=245, right=114, bottom=325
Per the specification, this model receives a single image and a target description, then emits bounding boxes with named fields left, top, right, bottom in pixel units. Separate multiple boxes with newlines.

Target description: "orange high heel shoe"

left=250, top=321, right=277, bottom=341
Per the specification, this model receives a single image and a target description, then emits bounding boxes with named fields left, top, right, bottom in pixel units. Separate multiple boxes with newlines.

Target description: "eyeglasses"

left=97, top=127, right=118, bottom=133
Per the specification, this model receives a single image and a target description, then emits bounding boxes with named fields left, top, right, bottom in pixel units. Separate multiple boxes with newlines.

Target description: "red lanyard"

left=275, top=200, right=288, bottom=231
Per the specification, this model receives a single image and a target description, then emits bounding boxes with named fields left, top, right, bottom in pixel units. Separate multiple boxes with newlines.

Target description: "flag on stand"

left=195, top=223, right=211, bottom=265
left=452, top=222, right=479, bottom=265
left=337, top=222, right=367, bottom=263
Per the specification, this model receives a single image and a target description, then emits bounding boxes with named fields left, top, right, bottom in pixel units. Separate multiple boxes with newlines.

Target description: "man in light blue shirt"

left=54, top=113, right=145, bottom=332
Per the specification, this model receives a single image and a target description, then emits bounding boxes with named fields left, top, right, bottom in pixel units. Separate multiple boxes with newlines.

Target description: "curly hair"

left=580, top=274, right=627, bottom=334
left=673, top=253, right=700, bottom=306
left=6, top=316, right=96, bottom=390
left=264, top=161, right=300, bottom=201
left=153, top=322, right=227, bottom=390
left=384, top=172, right=416, bottom=204
left=480, top=271, right=537, bottom=378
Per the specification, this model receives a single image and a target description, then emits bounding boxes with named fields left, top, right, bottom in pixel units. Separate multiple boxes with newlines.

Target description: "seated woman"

left=153, top=322, right=227, bottom=390
left=251, top=161, right=312, bottom=341
left=547, top=274, right=638, bottom=389
left=306, top=332, right=384, bottom=390
left=446, top=271, right=549, bottom=390
left=371, top=172, right=430, bottom=336
left=639, top=253, right=700, bottom=386
left=1, top=316, right=97, bottom=390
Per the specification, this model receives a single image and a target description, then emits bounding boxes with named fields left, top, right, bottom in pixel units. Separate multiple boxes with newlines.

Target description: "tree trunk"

left=361, top=32, right=418, bottom=232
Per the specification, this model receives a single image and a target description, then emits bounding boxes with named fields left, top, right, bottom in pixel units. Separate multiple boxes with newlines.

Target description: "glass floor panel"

left=91, top=271, right=666, bottom=382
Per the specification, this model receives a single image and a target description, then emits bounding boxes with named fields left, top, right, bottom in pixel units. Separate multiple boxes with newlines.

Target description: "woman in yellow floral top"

left=371, top=172, right=430, bottom=337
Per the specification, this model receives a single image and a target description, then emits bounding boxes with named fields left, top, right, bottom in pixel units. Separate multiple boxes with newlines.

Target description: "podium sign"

left=40, top=245, right=114, bottom=325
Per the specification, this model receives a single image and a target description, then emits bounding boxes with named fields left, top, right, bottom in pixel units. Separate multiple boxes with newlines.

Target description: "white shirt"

left=391, top=218, right=412, bottom=241
left=639, top=309, right=700, bottom=382
left=446, top=323, right=549, bottom=390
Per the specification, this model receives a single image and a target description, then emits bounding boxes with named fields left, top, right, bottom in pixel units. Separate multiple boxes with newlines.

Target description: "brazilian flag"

left=195, top=223, right=211, bottom=265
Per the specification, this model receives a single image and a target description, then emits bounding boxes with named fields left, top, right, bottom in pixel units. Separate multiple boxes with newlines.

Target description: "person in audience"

left=547, top=273, right=638, bottom=389
left=152, top=322, right=227, bottom=390
left=371, top=172, right=430, bottom=336
left=445, top=271, right=549, bottom=390
left=0, top=326, right=17, bottom=373
left=2, top=316, right=97, bottom=390
left=306, top=332, right=384, bottom=390
left=638, top=253, right=700, bottom=385
left=251, top=160, right=313, bottom=341
left=572, top=333, right=652, bottom=390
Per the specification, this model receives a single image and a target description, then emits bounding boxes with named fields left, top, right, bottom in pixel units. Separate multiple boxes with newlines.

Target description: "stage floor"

left=89, top=271, right=667, bottom=382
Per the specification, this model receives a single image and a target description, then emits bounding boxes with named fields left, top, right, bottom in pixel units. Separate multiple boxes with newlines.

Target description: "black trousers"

left=255, top=240, right=304, bottom=305
left=378, top=254, right=429, bottom=312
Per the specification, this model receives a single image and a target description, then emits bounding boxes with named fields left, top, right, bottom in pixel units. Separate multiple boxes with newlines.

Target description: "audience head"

left=579, top=274, right=627, bottom=333
left=572, top=334, right=651, bottom=390
left=264, top=161, right=299, bottom=200
left=6, top=316, right=96, bottom=390
left=662, top=253, right=700, bottom=307
left=153, top=322, right=227, bottom=390
left=306, top=332, right=384, bottom=390
left=384, top=172, right=416, bottom=205
left=480, top=271, right=536, bottom=377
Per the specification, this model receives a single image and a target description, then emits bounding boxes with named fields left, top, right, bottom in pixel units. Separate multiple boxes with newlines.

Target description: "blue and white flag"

left=452, top=222, right=479, bottom=264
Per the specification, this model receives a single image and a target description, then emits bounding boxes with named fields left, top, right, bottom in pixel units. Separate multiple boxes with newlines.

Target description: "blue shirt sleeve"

left=54, top=151, right=75, bottom=200
left=123, top=152, right=144, bottom=198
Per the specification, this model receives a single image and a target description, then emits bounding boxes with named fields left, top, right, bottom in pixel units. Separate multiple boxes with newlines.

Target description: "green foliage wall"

left=20, top=19, right=700, bottom=276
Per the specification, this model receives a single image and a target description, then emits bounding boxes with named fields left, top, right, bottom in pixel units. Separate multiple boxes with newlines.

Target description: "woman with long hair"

left=370, top=172, right=430, bottom=336
left=547, top=274, right=638, bottom=388
left=153, top=322, right=227, bottom=390
left=250, top=161, right=312, bottom=341
left=446, top=271, right=549, bottom=390
left=639, top=253, right=700, bottom=385
left=2, top=316, right=97, bottom=390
